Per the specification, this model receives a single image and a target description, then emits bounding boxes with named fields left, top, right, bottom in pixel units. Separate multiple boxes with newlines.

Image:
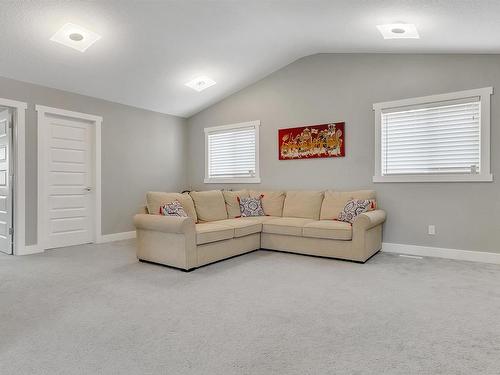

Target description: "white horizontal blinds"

left=208, top=125, right=256, bottom=179
left=381, top=98, right=481, bottom=176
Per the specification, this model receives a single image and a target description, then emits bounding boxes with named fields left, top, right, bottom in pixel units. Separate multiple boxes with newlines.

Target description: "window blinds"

left=381, top=99, right=481, bottom=176
left=207, top=125, right=257, bottom=179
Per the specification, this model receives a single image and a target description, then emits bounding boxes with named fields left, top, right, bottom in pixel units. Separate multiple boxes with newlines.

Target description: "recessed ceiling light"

left=376, top=23, right=419, bottom=39
left=50, top=23, right=101, bottom=52
left=69, top=33, right=84, bottom=41
left=185, top=76, right=216, bottom=92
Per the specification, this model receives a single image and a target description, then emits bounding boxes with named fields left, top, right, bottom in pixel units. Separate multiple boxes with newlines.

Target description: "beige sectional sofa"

left=134, top=189, right=386, bottom=271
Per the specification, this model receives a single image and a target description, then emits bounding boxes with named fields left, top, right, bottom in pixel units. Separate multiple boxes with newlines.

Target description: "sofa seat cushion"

left=196, top=223, right=234, bottom=245
left=238, top=216, right=280, bottom=224
left=213, top=218, right=262, bottom=238
left=262, top=217, right=315, bottom=236
left=303, top=220, right=352, bottom=241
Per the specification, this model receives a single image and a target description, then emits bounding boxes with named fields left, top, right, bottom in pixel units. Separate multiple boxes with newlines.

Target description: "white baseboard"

left=16, top=244, right=44, bottom=256
left=99, top=231, right=137, bottom=243
left=382, top=242, right=500, bottom=265
left=13, top=232, right=136, bottom=255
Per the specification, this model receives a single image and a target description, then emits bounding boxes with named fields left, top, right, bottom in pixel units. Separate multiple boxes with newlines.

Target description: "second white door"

left=0, top=109, right=12, bottom=254
left=39, top=113, right=94, bottom=249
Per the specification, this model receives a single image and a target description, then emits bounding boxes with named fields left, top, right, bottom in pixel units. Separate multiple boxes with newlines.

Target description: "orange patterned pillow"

left=337, top=199, right=376, bottom=223
left=160, top=200, right=188, bottom=217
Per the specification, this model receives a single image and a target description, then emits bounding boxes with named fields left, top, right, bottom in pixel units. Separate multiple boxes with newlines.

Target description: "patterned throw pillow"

left=160, top=200, right=188, bottom=217
left=337, top=199, right=376, bottom=224
left=238, top=196, right=265, bottom=217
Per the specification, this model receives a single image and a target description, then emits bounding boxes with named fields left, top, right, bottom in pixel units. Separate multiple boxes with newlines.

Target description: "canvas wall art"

left=278, top=122, right=345, bottom=160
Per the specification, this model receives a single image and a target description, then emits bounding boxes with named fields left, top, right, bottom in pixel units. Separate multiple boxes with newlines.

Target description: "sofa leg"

left=260, top=248, right=384, bottom=264
left=362, top=249, right=381, bottom=263
left=138, top=258, right=196, bottom=272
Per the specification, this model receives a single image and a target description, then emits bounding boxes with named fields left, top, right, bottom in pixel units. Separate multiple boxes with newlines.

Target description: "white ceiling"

left=1, top=0, right=499, bottom=118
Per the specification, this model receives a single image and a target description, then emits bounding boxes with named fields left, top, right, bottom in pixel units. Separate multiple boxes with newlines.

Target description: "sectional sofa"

left=134, top=190, right=386, bottom=271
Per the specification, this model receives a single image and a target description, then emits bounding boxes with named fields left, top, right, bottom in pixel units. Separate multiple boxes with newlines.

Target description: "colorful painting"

left=278, top=122, right=345, bottom=160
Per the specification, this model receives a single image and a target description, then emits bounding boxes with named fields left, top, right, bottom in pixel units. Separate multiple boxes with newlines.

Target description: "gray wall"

left=0, top=76, right=188, bottom=245
left=187, top=54, right=500, bottom=254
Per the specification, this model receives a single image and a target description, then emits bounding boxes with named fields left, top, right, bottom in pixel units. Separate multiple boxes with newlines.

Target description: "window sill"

left=373, top=173, right=493, bottom=183
left=204, top=177, right=261, bottom=184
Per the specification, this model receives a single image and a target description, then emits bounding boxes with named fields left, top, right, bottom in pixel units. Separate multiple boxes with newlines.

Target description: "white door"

left=0, top=109, right=12, bottom=254
left=39, top=113, right=94, bottom=249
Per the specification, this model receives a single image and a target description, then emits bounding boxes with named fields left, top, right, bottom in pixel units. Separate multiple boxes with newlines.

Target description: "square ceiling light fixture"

left=50, top=23, right=101, bottom=52
left=376, top=23, right=419, bottom=39
left=185, top=76, right=216, bottom=92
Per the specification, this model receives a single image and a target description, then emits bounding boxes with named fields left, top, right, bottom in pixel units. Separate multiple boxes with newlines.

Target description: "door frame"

left=36, top=105, right=102, bottom=250
left=0, top=98, right=27, bottom=255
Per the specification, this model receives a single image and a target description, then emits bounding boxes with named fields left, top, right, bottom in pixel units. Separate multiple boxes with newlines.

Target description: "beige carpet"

left=1, top=240, right=500, bottom=374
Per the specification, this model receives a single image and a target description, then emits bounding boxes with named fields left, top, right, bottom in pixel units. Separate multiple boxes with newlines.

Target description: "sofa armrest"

left=352, top=209, right=386, bottom=230
left=350, top=209, right=386, bottom=262
left=134, top=214, right=195, bottom=234
left=134, top=214, right=197, bottom=270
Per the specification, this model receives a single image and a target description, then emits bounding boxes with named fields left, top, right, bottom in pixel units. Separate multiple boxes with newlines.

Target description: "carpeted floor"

left=1, top=240, right=499, bottom=375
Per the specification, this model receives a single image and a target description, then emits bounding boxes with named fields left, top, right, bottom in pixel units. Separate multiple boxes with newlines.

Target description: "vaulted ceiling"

left=1, top=0, right=499, bottom=117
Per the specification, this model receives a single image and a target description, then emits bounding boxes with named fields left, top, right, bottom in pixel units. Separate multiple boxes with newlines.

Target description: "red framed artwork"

left=278, top=122, right=345, bottom=160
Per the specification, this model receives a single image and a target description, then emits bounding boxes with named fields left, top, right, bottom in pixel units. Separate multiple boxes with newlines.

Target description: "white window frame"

left=204, top=120, right=261, bottom=184
left=373, top=87, right=493, bottom=183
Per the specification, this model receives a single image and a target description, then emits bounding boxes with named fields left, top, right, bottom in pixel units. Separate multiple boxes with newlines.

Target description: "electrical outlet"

left=428, top=225, right=436, bottom=235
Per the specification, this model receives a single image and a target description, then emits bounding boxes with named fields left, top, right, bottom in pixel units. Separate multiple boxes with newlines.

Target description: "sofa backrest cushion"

left=223, top=190, right=249, bottom=218
left=249, top=190, right=286, bottom=217
left=146, top=192, right=198, bottom=222
left=282, top=191, right=324, bottom=220
left=190, top=190, right=228, bottom=222
left=320, top=190, right=376, bottom=220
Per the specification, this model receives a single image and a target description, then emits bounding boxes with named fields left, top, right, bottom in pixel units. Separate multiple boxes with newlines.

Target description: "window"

left=373, top=87, right=493, bottom=182
left=204, top=121, right=260, bottom=183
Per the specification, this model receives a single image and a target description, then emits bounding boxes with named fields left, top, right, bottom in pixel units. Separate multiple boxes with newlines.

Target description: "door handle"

left=85, top=187, right=92, bottom=192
